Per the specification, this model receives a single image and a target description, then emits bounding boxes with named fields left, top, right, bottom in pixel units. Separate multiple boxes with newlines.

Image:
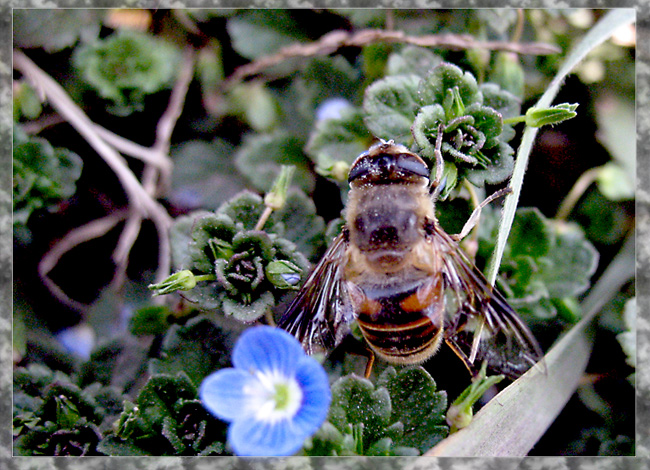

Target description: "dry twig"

left=13, top=48, right=194, bottom=309
left=226, top=29, right=561, bottom=84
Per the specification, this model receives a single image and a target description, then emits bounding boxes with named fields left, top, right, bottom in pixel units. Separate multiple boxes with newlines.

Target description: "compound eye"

left=348, top=151, right=370, bottom=182
left=396, top=153, right=429, bottom=178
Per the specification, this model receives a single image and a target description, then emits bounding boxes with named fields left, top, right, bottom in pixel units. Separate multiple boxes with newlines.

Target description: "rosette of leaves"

left=364, top=62, right=520, bottom=194
left=175, top=191, right=313, bottom=322
left=13, top=127, right=83, bottom=228
left=306, top=367, right=448, bottom=456
left=13, top=364, right=123, bottom=456
left=73, top=30, right=180, bottom=115
left=98, top=373, right=228, bottom=456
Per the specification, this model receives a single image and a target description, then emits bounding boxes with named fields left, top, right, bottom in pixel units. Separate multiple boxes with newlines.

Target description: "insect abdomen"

left=351, top=277, right=445, bottom=364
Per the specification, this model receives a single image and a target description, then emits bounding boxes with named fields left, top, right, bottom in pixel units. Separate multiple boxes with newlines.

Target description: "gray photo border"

left=1, top=2, right=647, bottom=469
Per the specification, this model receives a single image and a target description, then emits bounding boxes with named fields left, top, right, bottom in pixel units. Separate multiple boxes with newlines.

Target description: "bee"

left=278, top=139, right=543, bottom=379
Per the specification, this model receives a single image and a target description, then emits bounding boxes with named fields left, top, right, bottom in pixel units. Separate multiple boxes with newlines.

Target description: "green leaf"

left=386, top=45, right=443, bottom=78
left=504, top=208, right=553, bottom=259
left=228, top=81, right=280, bottom=132
left=596, top=162, right=635, bottom=201
left=149, top=316, right=239, bottom=387
left=363, top=74, right=422, bottom=142
left=234, top=132, right=315, bottom=194
left=417, top=62, right=483, bottom=118
left=488, top=9, right=635, bottom=286
left=540, top=222, right=600, bottom=299
left=170, top=139, right=248, bottom=211
left=226, top=10, right=306, bottom=61
left=13, top=81, right=43, bottom=120
left=594, top=95, right=635, bottom=191
left=377, top=367, right=448, bottom=453
left=617, top=298, right=636, bottom=369
left=14, top=9, right=103, bottom=52
left=188, top=212, right=237, bottom=274
left=73, top=30, right=181, bottom=114
left=274, top=190, right=326, bottom=261
left=100, top=372, right=228, bottom=455
left=221, top=291, right=275, bottom=323
left=306, top=107, right=371, bottom=181
left=488, top=51, right=525, bottom=98
left=13, top=133, right=83, bottom=227
left=129, top=305, right=174, bottom=336
left=328, top=375, right=392, bottom=451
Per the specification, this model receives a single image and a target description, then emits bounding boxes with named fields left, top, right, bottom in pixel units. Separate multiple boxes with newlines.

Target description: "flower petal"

left=229, top=415, right=306, bottom=456
left=199, top=368, right=256, bottom=422
left=232, top=326, right=304, bottom=376
left=292, top=356, right=332, bottom=435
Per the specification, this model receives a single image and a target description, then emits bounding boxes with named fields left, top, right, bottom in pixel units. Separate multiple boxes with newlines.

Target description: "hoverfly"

left=278, top=137, right=543, bottom=379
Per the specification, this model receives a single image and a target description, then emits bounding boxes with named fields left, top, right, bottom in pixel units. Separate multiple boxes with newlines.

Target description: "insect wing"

left=433, top=228, right=544, bottom=379
left=278, top=234, right=353, bottom=356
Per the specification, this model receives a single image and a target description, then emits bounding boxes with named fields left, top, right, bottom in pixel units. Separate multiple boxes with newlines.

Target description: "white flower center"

left=243, top=369, right=303, bottom=423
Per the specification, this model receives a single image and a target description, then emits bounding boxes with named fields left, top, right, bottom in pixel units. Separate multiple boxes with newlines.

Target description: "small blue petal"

left=291, top=356, right=331, bottom=434
left=232, top=326, right=305, bottom=377
left=199, top=368, right=256, bottom=422
left=229, top=416, right=305, bottom=456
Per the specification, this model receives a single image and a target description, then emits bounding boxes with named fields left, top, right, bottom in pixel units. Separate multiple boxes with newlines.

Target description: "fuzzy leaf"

left=328, top=375, right=392, bottom=451
left=73, top=30, right=180, bottom=115
left=417, top=62, right=483, bottom=116
left=377, top=367, right=448, bottom=453
left=363, top=74, right=422, bottom=142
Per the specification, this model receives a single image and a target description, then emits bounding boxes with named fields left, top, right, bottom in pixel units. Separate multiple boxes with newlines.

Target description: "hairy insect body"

left=279, top=140, right=543, bottom=379
left=344, top=173, right=446, bottom=364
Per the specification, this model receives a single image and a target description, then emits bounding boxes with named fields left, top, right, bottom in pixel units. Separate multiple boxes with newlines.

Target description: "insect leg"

left=431, top=124, right=445, bottom=200
left=363, top=348, right=376, bottom=379
left=451, top=187, right=512, bottom=242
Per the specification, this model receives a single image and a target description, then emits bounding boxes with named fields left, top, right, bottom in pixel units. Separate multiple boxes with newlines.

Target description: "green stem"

left=502, top=115, right=526, bottom=125
left=194, top=274, right=217, bottom=283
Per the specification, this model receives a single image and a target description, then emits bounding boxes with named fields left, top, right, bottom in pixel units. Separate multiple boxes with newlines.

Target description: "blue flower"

left=199, top=326, right=331, bottom=456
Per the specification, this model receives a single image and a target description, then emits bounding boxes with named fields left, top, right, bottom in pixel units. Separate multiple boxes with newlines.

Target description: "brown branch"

left=225, top=29, right=561, bottom=84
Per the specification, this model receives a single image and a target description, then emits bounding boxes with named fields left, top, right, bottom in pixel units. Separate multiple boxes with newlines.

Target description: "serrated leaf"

left=73, top=30, right=180, bottom=114
left=378, top=367, right=448, bottom=453
left=221, top=291, right=275, bottom=323
left=541, top=222, right=599, bottom=298
left=329, top=375, right=392, bottom=450
left=417, top=62, right=483, bottom=114
left=363, top=74, right=422, bottom=142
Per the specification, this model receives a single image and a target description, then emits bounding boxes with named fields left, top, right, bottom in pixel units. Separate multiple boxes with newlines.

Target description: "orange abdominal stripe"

left=348, top=284, right=382, bottom=316
left=399, top=277, right=442, bottom=312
